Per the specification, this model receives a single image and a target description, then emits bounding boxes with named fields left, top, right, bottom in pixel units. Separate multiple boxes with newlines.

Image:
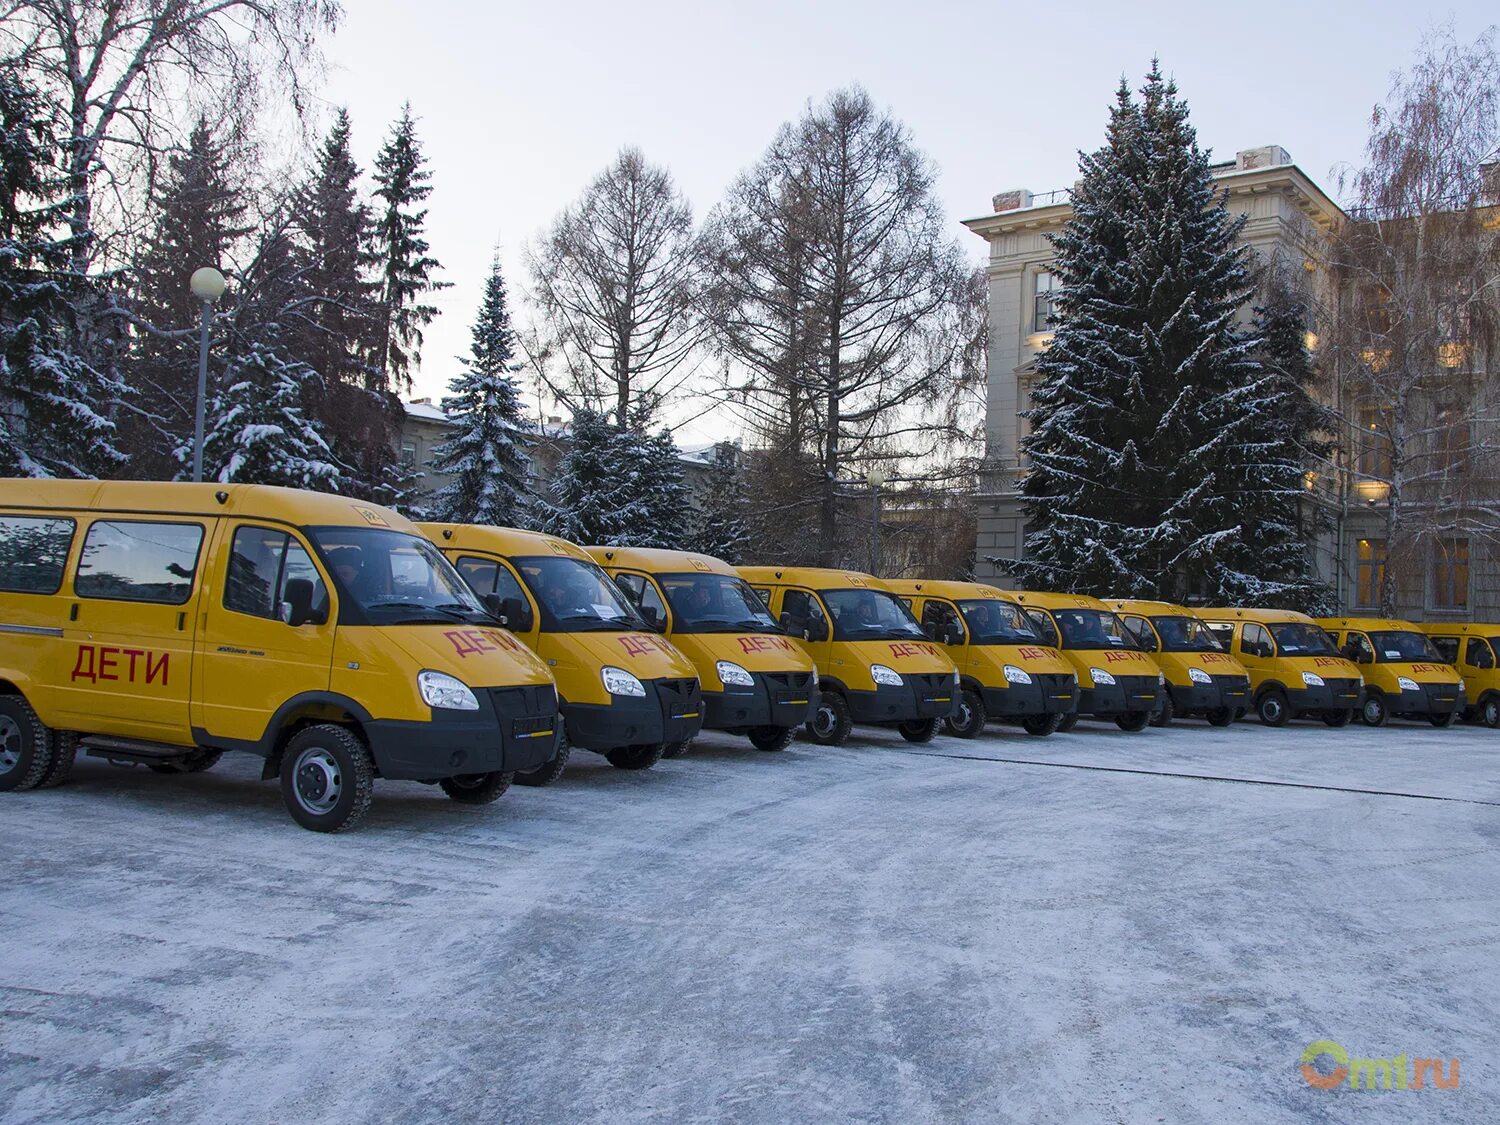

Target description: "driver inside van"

left=327, top=547, right=366, bottom=593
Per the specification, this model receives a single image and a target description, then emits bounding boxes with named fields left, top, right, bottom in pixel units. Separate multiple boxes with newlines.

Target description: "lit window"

left=1355, top=539, right=1386, bottom=609
left=1431, top=539, right=1470, bottom=610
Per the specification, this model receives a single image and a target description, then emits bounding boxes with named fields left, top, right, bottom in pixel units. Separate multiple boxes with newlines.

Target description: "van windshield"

left=308, top=527, right=485, bottom=625
left=1151, top=615, right=1225, bottom=653
left=1367, top=630, right=1442, bottom=663
left=1053, top=609, right=1132, bottom=651
left=659, top=573, right=782, bottom=634
left=1267, top=622, right=1337, bottom=656
left=514, top=556, right=644, bottom=633
left=956, top=599, right=1038, bottom=645
left=822, top=588, right=926, bottom=641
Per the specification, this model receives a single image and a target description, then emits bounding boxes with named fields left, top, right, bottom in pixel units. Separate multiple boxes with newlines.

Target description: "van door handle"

left=69, top=603, right=79, bottom=622
left=177, top=612, right=187, bottom=631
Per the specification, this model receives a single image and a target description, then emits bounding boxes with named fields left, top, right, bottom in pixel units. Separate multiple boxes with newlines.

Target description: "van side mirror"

left=805, top=618, right=829, bottom=643
left=485, top=592, right=533, bottom=632
left=640, top=604, right=666, bottom=633
left=282, top=578, right=324, bottom=627
left=943, top=622, right=965, bottom=646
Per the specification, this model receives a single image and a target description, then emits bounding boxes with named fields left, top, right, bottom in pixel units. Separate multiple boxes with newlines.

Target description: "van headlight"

left=1188, top=667, right=1212, bottom=685
left=601, top=666, right=646, bottom=697
left=715, top=660, right=754, bottom=687
left=1398, top=676, right=1419, bottom=692
left=1089, top=667, right=1116, bottom=686
left=418, top=670, right=479, bottom=711
left=870, top=664, right=903, bottom=687
left=1301, top=671, right=1325, bottom=687
left=1003, top=664, right=1033, bottom=685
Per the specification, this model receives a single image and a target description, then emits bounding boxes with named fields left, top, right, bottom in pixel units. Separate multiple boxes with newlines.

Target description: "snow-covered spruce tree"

left=0, top=66, right=125, bottom=478
left=1014, top=66, right=1289, bottom=601
left=430, top=256, right=531, bottom=526
left=372, top=104, right=448, bottom=392
left=688, top=443, right=750, bottom=562
left=618, top=422, right=690, bottom=549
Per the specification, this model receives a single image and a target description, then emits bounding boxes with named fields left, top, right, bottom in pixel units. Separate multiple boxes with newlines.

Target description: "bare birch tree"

left=1328, top=26, right=1500, bottom=615
left=525, top=147, right=704, bottom=426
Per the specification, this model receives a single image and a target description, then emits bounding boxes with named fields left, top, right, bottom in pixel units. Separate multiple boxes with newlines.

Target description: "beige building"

left=961, top=146, right=1493, bottom=620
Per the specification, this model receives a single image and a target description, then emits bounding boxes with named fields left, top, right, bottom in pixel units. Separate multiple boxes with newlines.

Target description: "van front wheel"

left=1256, top=690, right=1291, bottom=727
left=1056, top=713, right=1079, bottom=733
left=748, top=726, right=795, bottom=752
left=279, top=725, right=374, bottom=833
left=1322, top=709, right=1353, bottom=728
left=1481, top=695, right=1500, bottom=728
left=440, top=771, right=513, bottom=804
left=1360, top=693, right=1389, bottom=727
left=807, top=692, right=852, bottom=746
left=1206, top=707, right=1235, bottom=727
left=943, top=689, right=987, bottom=738
left=898, top=718, right=940, bottom=743
left=0, top=695, right=56, bottom=793
left=606, top=743, right=665, bottom=770
left=1114, top=710, right=1151, bottom=732
left=515, top=729, right=570, bottom=787
left=1022, top=713, right=1064, bottom=736
left=1149, top=692, right=1174, bottom=728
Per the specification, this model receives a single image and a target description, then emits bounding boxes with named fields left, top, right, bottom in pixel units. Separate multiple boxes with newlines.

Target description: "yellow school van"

left=421, top=524, right=703, bottom=779
left=738, top=567, right=960, bottom=745
left=1198, top=608, right=1363, bottom=727
left=1105, top=599, right=1252, bottom=726
left=1317, top=617, right=1466, bottom=727
left=887, top=580, right=1078, bottom=737
left=588, top=547, right=817, bottom=753
left=0, top=480, right=560, bottom=832
left=1422, top=623, right=1500, bottom=727
left=1010, top=592, right=1162, bottom=731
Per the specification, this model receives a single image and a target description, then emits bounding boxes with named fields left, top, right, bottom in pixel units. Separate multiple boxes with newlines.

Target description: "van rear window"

left=0, top=515, right=75, bottom=594
left=75, top=520, right=204, bottom=605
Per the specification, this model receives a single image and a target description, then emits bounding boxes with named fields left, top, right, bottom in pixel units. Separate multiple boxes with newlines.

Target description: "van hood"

left=383, top=624, right=553, bottom=686
left=1296, top=655, right=1364, bottom=680
left=969, top=643, right=1073, bottom=678
left=847, top=638, right=957, bottom=675
left=1158, top=649, right=1249, bottom=679
left=1064, top=649, right=1161, bottom=678
left=670, top=633, right=816, bottom=675
left=559, top=630, right=699, bottom=681
left=1392, top=661, right=1463, bottom=685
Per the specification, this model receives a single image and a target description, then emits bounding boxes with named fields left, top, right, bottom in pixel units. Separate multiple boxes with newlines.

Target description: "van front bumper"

left=368, top=684, right=560, bottom=780
left=1078, top=675, right=1158, bottom=716
left=1391, top=682, right=1465, bottom=717
left=563, top=677, right=704, bottom=751
left=846, top=673, right=959, bottom=725
left=1168, top=674, right=1251, bottom=715
left=980, top=674, right=1078, bottom=717
left=1286, top=678, right=1364, bottom=716
left=703, top=670, right=818, bottom=731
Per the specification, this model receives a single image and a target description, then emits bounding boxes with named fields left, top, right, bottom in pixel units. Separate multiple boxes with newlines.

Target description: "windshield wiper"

left=368, top=601, right=468, bottom=622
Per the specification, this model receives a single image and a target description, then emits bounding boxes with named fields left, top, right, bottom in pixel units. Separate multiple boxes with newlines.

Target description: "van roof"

left=885, top=579, right=1021, bottom=604
left=0, top=478, right=414, bottom=531
left=1008, top=590, right=1112, bottom=612
left=417, top=522, right=593, bottom=562
left=737, top=565, right=893, bottom=593
left=1315, top=616, right=1421, bottom=632
left=586, top=546, right=736, bottom=576
left=1196, top=607, right=1316, bottom=625
left=1103, top=598, right=1199, bottom=617
left=1421, top=622, right=1500, bottom=635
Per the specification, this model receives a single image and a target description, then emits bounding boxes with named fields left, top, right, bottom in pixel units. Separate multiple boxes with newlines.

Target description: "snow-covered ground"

left=4, top=717, right=1499, bottom=1124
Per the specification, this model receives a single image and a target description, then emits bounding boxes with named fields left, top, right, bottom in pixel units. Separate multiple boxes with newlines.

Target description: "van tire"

left=898, top=718, right=940, bottom=743
left=440, top=771, right=513, bottom=804
left=943, top=689, right=987, bottom=738
left=1360, top=692, right=1389, bottom=727
left=514, top=729, right=570, bottom=787
left=748, top=726, right=795, bottom=752
left=1256, top=689, right=1291, bottom=727
left=606, top=743, right=665, bottom=770
left=1206, top=707, right=1235, bottom=727
left=1022, top=712, right=1064, bottom=736
left=1149, top=693, right=1174, bottom=728
left=806, top=692, right=852, bottom=746
left=1428, top=710, right=1457, bottom=729
left=662, top=739, right=693, bottom=759
left=0, top=694, right=56, bottom=793
left=279, top=724, right=374, bottom=833
left=149, top=748, right=222, bottom=774
left=38, top=732, right=79, bottom=788
left=1477, top=695, right=1500, bottom=728
left=1322, top=709, right=1353, bottom=728
left=1114, top=710, right=1151, bottom=732
left=1056, top=713, right=1079, bottom=733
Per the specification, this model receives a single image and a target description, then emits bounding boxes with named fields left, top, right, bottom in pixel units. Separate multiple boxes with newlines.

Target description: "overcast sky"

left=319, top=0, right=1495, bottom=445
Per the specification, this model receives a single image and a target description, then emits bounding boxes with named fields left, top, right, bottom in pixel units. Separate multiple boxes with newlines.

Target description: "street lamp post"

left=188, top=267, right=227, bottom=483
left=866, top=468, right=887, bottom=576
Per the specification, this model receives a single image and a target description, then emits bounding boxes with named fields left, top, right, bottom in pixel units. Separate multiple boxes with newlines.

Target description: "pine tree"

left=0, top=66, right=125, bottom=478
left=372, top=104, right=448, bottom=392
left=1013, top=66, right=1271, bottom=601
left=126, top=117, right=253, bottom=477
left=688, top=442, right=750, bottom=562
left=430, top=257, right=531, bottom=526
left=621, top=423, right=690, bottom=549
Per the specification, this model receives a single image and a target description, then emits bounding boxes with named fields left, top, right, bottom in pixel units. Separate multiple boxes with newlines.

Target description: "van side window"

left=752, top=587, right=771, bottom=607
left=613, top=573, right=667, bottom=628
left=1430, top=636, right=1459, bottom=664
left=1023, top=609, right=1059, bottom=646
left=781, top=589, right=826, bottom=635
left=1241, top=623, right=1273, bottom=658
left=1343, top=632, right=1375, bottom=664
left=456, top=556, right=500, bottom=596
left=225, top=527, right=327, bottom=622
left=76, top=520, right=203, bottom=605
left=1204, top=622, right=1234, bottom=648
left=920, top=600, right=961, bottom=642
left=1466, top=638, right=1494, bottom=669
left=1122, top=615, right=1157, bottom=652
left=0, top=515, right=75, bottom=594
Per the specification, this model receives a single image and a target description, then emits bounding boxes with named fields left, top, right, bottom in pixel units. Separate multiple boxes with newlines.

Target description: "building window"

left=1435, top=404, right=1470, bottom=476
left=400, top=442, right=418, bottom=470
left=1356, top=405, right=1392, bottom=480
left=1355, top=538, right=1386, bottom=608
left=1033, top=270, right=1061, bottom=333
left=1431, top=538, right=1470, bottom=611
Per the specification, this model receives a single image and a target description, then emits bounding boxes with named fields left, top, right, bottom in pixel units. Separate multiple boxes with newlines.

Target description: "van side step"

left=80, top=735, right=193, bottom=768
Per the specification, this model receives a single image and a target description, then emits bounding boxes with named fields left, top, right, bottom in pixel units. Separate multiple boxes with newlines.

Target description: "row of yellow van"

left=0, top=481, right=1493, bottom=833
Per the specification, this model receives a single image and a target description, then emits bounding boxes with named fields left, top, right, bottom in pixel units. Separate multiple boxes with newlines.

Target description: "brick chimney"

left=991, top=189, right=1033, bottom=213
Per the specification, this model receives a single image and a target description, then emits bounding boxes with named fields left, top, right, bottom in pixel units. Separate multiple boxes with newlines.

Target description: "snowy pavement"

left=4, top=718, right=1499, bottom=1124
